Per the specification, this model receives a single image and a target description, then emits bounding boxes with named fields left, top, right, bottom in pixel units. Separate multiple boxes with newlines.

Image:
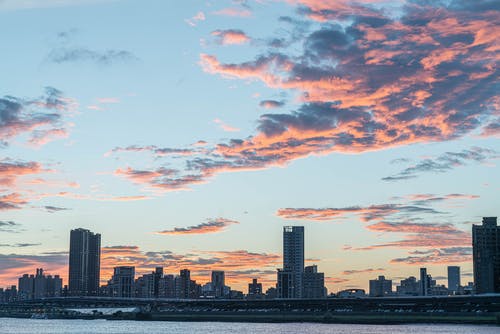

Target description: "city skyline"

left=0, top=0, right=499, bottom=293
left=3, top=223, right=485, bottom=301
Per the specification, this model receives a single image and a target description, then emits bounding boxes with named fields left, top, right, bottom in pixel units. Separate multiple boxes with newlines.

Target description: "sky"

left=0, top=0, right=498, bottom=293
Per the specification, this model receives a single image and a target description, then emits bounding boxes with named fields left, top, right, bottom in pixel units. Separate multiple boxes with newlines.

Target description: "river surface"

left=0, top=318, right=498, bottom=334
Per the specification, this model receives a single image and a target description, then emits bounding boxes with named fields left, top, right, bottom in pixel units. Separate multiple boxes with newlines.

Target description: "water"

left=0, top=319, right=498, bottom=334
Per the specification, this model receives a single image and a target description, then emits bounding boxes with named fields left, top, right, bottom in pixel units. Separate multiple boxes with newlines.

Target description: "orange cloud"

left=99, top=246, right=281, bottom=291
left=0, top=160, right=44, bottom=186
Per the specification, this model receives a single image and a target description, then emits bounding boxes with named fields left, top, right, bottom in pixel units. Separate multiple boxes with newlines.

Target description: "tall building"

left=447, top=266, right=461, bottom=294
left=211, top=270, right=225, bottom=298
left=158, top=274, right=175, bottom=298
left=248, top=278, right=263, bottom=297
left=369, top=275, right=392, bottom=297
left=277, top=269, right=293, bottom=298
left=17, top=268, right=62, bottom=300
left=135, top=273, right=154, bottom=298
left=110, top=266, right=135, bottom=298
left=419, top=268, right=430, bottom=296
left=280, top=226, right=304, bottom=298
left=176, top=269, right=192, bottom=298
left=68, top=228, right=101, bottom=296
left=135, top=267, right=164, bottom=298
left=303, top=265, right=326, bottom=298
left=473, top=217, right=500, bottom=294
left=153, top=267, right=163, bottom=298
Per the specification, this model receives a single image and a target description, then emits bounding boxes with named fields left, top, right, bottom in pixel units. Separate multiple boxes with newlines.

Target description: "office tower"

left=153, top=267, right=163, bottom=298
left=419, top=268, right=431, bottom=296
left=110, top=266, right=135, bottom=298
left=303, top=265, right=326, bottom=298
left=473, top=217, right=500, bottom=294
left=68, top=228, right=101, bottom=296
left=447, top=266, right=461, bottom=294
left=248, top=278, right=263, bottom=297
left=281, top=226, right=304, bottom=298
left=211, top=271, right=225, bottom=298
left=178, top=269, right=191, bottom=299
left=369, top=275, right=392, bottom=297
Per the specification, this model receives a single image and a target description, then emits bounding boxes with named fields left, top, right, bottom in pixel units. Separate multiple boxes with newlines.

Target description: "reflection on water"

left=0, top=318, right=498, bottom=334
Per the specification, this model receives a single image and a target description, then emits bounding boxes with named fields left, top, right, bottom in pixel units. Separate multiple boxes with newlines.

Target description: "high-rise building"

left=135, top=273, right=154, bottom=298
left=419, top=268, right=430, bottom=296
left=68, top=228, right=101, bottom=296
left=277, top=269, right=293, bottom=298
left=110, top=266, right=135, bottom=298
left=177, top=269, right=193, bottom=299
left=303, top=265, right=326, bottom=298
left=153, top=267, right=163, bottom=298
left=17, top=268, right=62, bottom=300
left=369, top=275, right=392, bottom=297
left=447, top=266, right=461, bottom=294
left=211, top=270, right=225, bottom=298
left=473, top=217, right=500, bottom=294
left=280, top=226, right=304, bottom=298
left=248, top=278, right=263, bottom=297
left=158, top=274, right=175, bottom=298
left=135, top=267, right=164, bottom=298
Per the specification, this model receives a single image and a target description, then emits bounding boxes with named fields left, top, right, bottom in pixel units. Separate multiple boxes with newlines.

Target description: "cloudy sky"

left=0, top=0, right=498, bottom=292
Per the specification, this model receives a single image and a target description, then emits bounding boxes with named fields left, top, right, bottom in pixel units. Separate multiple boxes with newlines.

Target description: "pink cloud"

left=185, top=11, right=205, bottom=26
left=212, top=29, right=250, bottom=45
left=212, top=7, right=252, bottom=17
left=214, top=118, right=240, bottom=132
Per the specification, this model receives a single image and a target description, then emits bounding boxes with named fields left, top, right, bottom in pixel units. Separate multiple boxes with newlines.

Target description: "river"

left=0, top=318, right=498, bottom=334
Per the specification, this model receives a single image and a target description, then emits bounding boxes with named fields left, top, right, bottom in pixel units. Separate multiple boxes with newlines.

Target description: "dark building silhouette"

left=447, top=266, right=461, bottom=294
left=278, top=226, right=304, bottom=298
left=158, top=274, right=175, bottom=298
left=419, top=268, right=431, bottom=296
left=153, top=267, right=163, bottom=298
left=0, top=286, right=17, bottom=303
left=303, top=265, right=326, bottom=298
left=109, top=266, right=135, bottom=298
left=178, top=269, right=191, bottom=298
left=248, top=278, right=263, bottom=297
left=473, top=217, right=500, bottom=294
left=369, top=275, right=392, bottom=297
left=211, top=270, right=225, bottom=298
left=396, top=276, right=419, bottom=296
left=18, top=268, right=62, bottom=300
left=68, top=228, right=101, bottom=296
left=277, top=269, right=293, bottom=298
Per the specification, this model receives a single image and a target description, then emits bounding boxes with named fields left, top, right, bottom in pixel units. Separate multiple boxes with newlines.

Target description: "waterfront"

left=0, top=319, right=498, bottom=334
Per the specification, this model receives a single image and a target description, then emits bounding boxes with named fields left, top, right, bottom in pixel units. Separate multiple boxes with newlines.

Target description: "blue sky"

left=0, top=0, right=498, bottom=292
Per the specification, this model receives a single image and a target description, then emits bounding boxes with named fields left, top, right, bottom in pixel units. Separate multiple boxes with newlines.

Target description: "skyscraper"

left=109, top=266, right=135, bottom=298
left=473, top=217, right=500, bottom=294
left=419, top=267, right=430, bottom=296
left=68, top=228, right=101, bottom=296
left=280, top=226, right=304, bottom=298
left=211, top=270, right=225, bottom=298
left=447, top=266, right=461, bottom=294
